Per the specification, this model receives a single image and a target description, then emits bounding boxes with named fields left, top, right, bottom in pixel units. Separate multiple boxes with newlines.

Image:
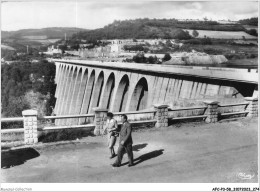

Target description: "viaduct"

left=53, top=59, right=258, bottom=125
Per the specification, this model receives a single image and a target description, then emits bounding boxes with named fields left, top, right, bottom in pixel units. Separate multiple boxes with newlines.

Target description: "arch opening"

left=88, top=71, right=104, bottom=113
left=129, top=77, right=148, bottom=111
left=114, top=75, right=129, bottom=112
left=80, top=70, right=95, bottom=114
left=101, top=73, right=115, bottom=110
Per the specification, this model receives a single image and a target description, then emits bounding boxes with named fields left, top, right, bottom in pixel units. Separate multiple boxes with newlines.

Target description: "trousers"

left=115, top=143, right=134, bottom=165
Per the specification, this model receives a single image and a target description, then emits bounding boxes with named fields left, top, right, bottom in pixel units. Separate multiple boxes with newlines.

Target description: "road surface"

left=1, top=117, right=258, bottom=183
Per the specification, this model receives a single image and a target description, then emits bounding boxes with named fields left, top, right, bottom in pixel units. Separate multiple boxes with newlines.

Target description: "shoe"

left=109, top=154, right=116, bottom=159
left=128, top=163, right=134, bottom=167
left=112, top=163, right=120, bottom=167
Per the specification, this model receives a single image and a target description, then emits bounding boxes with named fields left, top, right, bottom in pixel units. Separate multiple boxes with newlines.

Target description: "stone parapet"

left=245, top=97, right=258, bottom=117
left=22, top=109, right=38, bottom=144
left=203, top=101, right=219, bottom=123
left=93, top=108, right=108, bottom=135
left=153, top=104, right=169, bottom=128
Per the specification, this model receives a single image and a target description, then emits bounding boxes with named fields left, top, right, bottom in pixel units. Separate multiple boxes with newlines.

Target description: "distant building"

left=31, top=59, right=40, bottom=63
left=43, top=45, right=62, bottom=55
left=79, top=43, right=93, bottom=48
left=64, top=50, right=80, bottom=56
left=80, top=39, right=87, bottom=43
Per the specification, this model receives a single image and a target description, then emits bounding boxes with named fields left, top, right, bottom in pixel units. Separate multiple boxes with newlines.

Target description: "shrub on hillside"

left=184, top=38, right=212, bottom=45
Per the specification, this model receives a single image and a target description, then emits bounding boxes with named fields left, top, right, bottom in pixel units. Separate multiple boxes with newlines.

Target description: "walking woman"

left=102, top=112, right=118, bottom=159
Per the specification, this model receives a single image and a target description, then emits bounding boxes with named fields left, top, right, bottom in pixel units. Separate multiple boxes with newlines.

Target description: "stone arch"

left=100, top=72, right=115, bottom=110
left=59, top=65, right=74, bottom=114
left=55, top=64, right=66, bottom=101
left=61, top=66, right=78, bottom=124
left=55, top=65, right=74, bottom=125
left=80, top=69, right=95, bottom=117
left=88, top=71, right=104, bottom=113
left=114, top=74, right=130, bottom=112
left=66, top=67, right=84, bottom=124
left=129, top=77, right=149, bottom=111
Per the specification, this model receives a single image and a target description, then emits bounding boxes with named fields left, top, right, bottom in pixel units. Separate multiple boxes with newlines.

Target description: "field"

left=29, top=39, right=61, bottom=45
left=22, top=35, right=48, bottom=40
left=186, top=29, right=257, bottom=39
left=181, top=42, right=258, bottom=55
left=21, top=36, right=61, bottom=45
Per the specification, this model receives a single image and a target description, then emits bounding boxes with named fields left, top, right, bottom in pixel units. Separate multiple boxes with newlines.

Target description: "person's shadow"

left=1, top=148, right=40, bottom=169
left=134, top=149, right=164, bottom=165
left=121, top=149, right=164, bottom=166
left=132, top=143, right=148, bottom=152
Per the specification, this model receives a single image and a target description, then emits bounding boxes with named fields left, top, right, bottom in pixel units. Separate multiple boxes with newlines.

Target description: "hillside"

left=1, top=27, right=89, bottom=53
left=186, top=29, right=257, bottom=39
left=1, top=27, right=88, bottom=39
left=71, top=18, right=249, bottom=41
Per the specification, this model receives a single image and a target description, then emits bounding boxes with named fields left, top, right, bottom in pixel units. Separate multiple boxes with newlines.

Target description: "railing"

left=41, top=114, right=95, bottom=120
left=168, top=106, right=207, bottom=121
left=218, top=102, right=250, bottom=119
left=1, top=117, right=24, bottom=133
left=39, top=114, right=95, bottom=130
left=113, top=109, right=156, bottom=125
left=1, top=97, right=258, bottom=144
left=1, top=117, right=24, bottom=122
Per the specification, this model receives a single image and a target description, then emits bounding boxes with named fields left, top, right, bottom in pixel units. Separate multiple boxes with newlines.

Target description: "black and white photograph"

left=1, top=0, right=259, bottom=191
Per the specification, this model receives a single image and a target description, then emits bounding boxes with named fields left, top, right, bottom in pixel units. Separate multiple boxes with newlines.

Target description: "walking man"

left=112, top=114, right=134, bottom=167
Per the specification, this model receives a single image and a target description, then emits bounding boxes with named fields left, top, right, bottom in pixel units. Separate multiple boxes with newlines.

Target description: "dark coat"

left=119, top=121, right=133, bottom=145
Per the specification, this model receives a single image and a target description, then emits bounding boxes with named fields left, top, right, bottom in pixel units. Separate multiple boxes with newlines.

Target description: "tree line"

left=1, top=60, right=56, bottom=118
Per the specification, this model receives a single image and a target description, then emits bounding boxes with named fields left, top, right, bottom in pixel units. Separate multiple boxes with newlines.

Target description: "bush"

left=1, top=122, right=23, bottom=129
left=249, top=53, right=256, bottom=58
left=39, top=129, right=92, bottom=143
left=163, top=53, right=172, bottom=61
left=192, top=30, right=199, bottom=37
left=245, top=29, right=258, bottom=36
left=133, top=53, right=147, bottom=63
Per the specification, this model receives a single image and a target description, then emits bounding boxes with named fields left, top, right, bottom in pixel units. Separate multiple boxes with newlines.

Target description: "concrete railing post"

left=153, top=104, right=169, bottom=128
left=245, top=97, right=258, bottom=117
left=22, top=109, right=38, bottom=144
left=93, top=108, right=108, bottom=136
left=203, top=101, right=219, bottom=123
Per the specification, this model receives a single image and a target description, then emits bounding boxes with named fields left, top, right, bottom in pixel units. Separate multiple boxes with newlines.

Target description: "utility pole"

left=27, top=45, right=29, bottom=54
left=65, top=33, right=67, bottom=41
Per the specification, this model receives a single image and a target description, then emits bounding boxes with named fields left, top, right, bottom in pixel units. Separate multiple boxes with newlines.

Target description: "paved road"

left=1, top=118, right=258, bottom=183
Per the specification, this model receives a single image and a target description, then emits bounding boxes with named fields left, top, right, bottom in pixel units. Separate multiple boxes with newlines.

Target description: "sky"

left=1, top=0, right=258, bottom=31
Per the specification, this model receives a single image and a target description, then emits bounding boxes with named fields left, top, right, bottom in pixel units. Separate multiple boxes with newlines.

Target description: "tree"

left=192, top=30, right=199, bottom=37
left=4, top=96, right=30, bottom=117
left=148, top=56, right=155, bottom=64
left=133, top=53, right=147, bottom=63
left=247, top=29, right=258, bottom=36
left=1, top=60, right=56, bottom=118
left=203, top=17, right=208, bottom=21
left=58, top=44, right=67, bottom=53
left=163, top=53, right=172, bottom=61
